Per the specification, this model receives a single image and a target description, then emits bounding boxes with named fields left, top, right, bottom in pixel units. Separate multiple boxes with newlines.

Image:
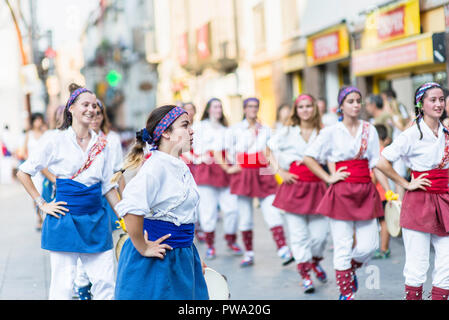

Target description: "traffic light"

left=106, top=69, right=122, bottom=87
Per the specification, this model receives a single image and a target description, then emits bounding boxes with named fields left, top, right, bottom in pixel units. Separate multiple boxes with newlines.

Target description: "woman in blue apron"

left=112, top=105, right=209, bottom=300
left=17, top=83, right=122, bottom=300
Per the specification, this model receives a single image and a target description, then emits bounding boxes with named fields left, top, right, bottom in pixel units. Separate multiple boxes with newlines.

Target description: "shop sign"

left=197, top=23, right=211, bottom=60
left=306, top=24, right=349, bottom=66
left=178, top=33, right=189, bottom=66
left=363, top=0, right=420, bottom=48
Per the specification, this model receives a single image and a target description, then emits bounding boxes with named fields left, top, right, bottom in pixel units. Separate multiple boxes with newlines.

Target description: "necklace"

left=76, top=132, right=90, bottom=142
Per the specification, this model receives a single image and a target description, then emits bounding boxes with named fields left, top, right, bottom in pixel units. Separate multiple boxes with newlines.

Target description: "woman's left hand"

left=201, top=259, right=207, bottom=275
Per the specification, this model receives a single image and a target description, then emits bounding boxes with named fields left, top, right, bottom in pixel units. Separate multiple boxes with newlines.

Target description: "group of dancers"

left=15, top=80, right=449, bottom=300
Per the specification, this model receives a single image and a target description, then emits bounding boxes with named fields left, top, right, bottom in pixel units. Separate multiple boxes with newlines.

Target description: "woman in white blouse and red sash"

left=225, top=98, right=293, bottom=267
left=376, top=82, right=449, bottom=300
left=303, top=86, right=385, bottom=300
left=267, top=94, right=329, bottom=294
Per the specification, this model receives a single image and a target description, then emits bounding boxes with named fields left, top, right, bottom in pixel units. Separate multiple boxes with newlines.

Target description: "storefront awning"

left=351, top=32, right=446, bottom=77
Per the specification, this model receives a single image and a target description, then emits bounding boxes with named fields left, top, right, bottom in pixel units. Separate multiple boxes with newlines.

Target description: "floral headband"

left=415, top=82, right=442, bottom=108
left=139, top=106, right=187, bottom=151
left=66, top=88, right=92, bottom=110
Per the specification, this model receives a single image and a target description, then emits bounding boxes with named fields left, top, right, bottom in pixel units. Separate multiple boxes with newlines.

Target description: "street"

left=0, top=180, right=437, bottom=300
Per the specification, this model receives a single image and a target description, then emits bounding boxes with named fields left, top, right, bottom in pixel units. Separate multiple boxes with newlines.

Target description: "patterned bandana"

left=141, top=106, right=187, bottom=151
left=415, top=82, right=442, bottom=106
left=338, top=86, right=361, bottom=106
left=295, top=94, right=313, bottom=105
left=96, top=99, right=104, bottom=109
left=66, top=88, right=92, bottom=110
left=243, top=97, right=260, bottom=107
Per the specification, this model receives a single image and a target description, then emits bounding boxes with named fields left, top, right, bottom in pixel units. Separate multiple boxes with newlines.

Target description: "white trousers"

left=329, top=218, right=379, bottom=271
left=197, top=185, right=238, bottom=234
left=237, top=194, right=284, bottom=231
left=49, top=250, right=115, bottom=300
left=284, top=213, right=329, bottom=264
left=402, top=228, right=449, bottom=289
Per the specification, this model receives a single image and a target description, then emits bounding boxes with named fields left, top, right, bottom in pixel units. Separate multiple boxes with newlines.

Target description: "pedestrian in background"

left=193, top=98, right=242, bottom=260
left=225, top=97, right=293, bottom=267
left=267, top=93, right=329, bottom=294
left=317, top=97, right=338, bottom=127
left=112, top=105, right=208, bottom=300
left=304, top=86, right=383, bottom=300
left=23, top=113, right=47, bottom=231
left=377, top=82, right=449, bottom=300
left=274, top=103, right=292, bottom=131
left=371, top=124, right=392, bottom=260
left=16, top=83, right=121, bottom=300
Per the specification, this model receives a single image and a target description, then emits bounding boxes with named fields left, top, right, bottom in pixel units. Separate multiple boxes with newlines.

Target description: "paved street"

left=0, top=180, right=436, bottom=300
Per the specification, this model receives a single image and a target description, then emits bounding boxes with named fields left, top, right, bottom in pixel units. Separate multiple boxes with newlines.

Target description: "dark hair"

left=200, top=98, right=228, bottom=127
left=112, top=105, right=176, bottom=182
left=374, top=124, right=388, bottom=141
left=382, top=89, right=397, bottom=99
left=367, top=94, right=383, bottom=110
left=95, top=99, right=111, bottom=135
left=276, top=103, right=291, bottom=121
left=59, top=83, right=89, bottom=130
left=31, top=112, right=45, bottom=125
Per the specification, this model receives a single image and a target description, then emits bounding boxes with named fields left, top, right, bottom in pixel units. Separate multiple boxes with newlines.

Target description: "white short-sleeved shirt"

left=192, top=119, right=227, bottom=164
left=267, top=126, right=320, bottom=170
left=104, top=131, right=123, bottom=173
left=225, top=119, right=272, bottom=163
left=114, top=150, right=200, bottom=226
left=19, top=127, right=116, bottom=195
left=382, top=121, right=449, bottom=171
left=304, top=121, right=380, bottom=169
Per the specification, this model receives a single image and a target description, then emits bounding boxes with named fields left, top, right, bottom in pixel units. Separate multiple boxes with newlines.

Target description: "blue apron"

left=41, top=177, right=55, bottom=203
left=41, top=178, right=113, bottom=253
left=103, top=196, right=119, bottom=230
left=115, top=219, right=209, bottom=300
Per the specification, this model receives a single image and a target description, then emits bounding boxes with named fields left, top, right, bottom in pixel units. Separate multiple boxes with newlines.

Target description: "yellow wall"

left=421, top=6, right=445, bottom=33
left=255, top=76, right=276, bottom=127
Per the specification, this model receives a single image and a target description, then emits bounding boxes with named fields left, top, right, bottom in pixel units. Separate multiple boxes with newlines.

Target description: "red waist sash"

left=236, top=152, right=268, bottom=169
left=411, top=169, right=449, bottom=194
left=335, top=159, right=371, bottom=183
left=289, top=162, right=321, bottom=182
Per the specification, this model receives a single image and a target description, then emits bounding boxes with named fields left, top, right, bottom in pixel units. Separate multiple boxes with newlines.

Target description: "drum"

left=384, top=200, right=402, bottom=237
left=204, top=267, right=230, bottom=300
left=115, top=233, right=129, bottom=261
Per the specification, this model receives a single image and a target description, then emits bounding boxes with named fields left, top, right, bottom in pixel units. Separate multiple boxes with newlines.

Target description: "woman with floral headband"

left=225, top=97, right=293, bottom=267
left=303, top=86, right=387, bottom=300
left=267, top=93, right=329, bottom=294
left=376, top=82, right=449, bottom=300
left=16, top=83, right=122, bottom=300
left=112, top=105, right=208, bottom=300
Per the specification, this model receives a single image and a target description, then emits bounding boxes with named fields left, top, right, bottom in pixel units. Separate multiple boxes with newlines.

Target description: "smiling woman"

left=16, top=83, right=123, bottom=300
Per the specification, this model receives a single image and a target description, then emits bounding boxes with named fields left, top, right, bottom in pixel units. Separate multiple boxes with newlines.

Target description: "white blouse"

left=19, top=127, right=116, bottom=195
left=225, top=119, right=272, bottom=163
left=104, top=130, right=123, bottom=173
left=304, top=121, right=380, bottom=169
left=382, top=121, right=449, bottom=171
left=267, top=126, right=320, bottom=170
left=192, top=119, right=227, bottom=164
left=114, top=150, right=200, bottom=226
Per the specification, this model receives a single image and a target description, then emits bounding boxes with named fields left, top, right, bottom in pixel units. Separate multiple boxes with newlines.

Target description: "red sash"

left=71, top=135, right=108, bottom=180
left=336, top=159, right=371, bottom=183
left=411, top=169, right=449, bottom=194
left=236, top=152, right=268, bottom=169
left=289, top=161, right=321, bottom=182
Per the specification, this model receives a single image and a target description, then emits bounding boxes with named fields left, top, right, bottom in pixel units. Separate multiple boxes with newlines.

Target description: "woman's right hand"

left=141, top=231, right=173, bottom=259
left=278, top=169, right=298, bottom=184
left=226, top=165, right=242, bottom=175
left=406, top=172, right=431, bottom=191
left=326, top=166, right=350, bottom=185
left=39, top=200, right=69, bottom=218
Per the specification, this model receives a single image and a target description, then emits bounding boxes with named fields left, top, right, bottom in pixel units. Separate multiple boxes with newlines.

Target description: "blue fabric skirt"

left=115, top=219, right=209, bottom=300
left=41, top=179, right=113, bottom=253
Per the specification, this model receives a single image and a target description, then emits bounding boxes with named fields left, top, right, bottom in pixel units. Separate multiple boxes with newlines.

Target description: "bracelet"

left=33, top=196, right=46, bottom=208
